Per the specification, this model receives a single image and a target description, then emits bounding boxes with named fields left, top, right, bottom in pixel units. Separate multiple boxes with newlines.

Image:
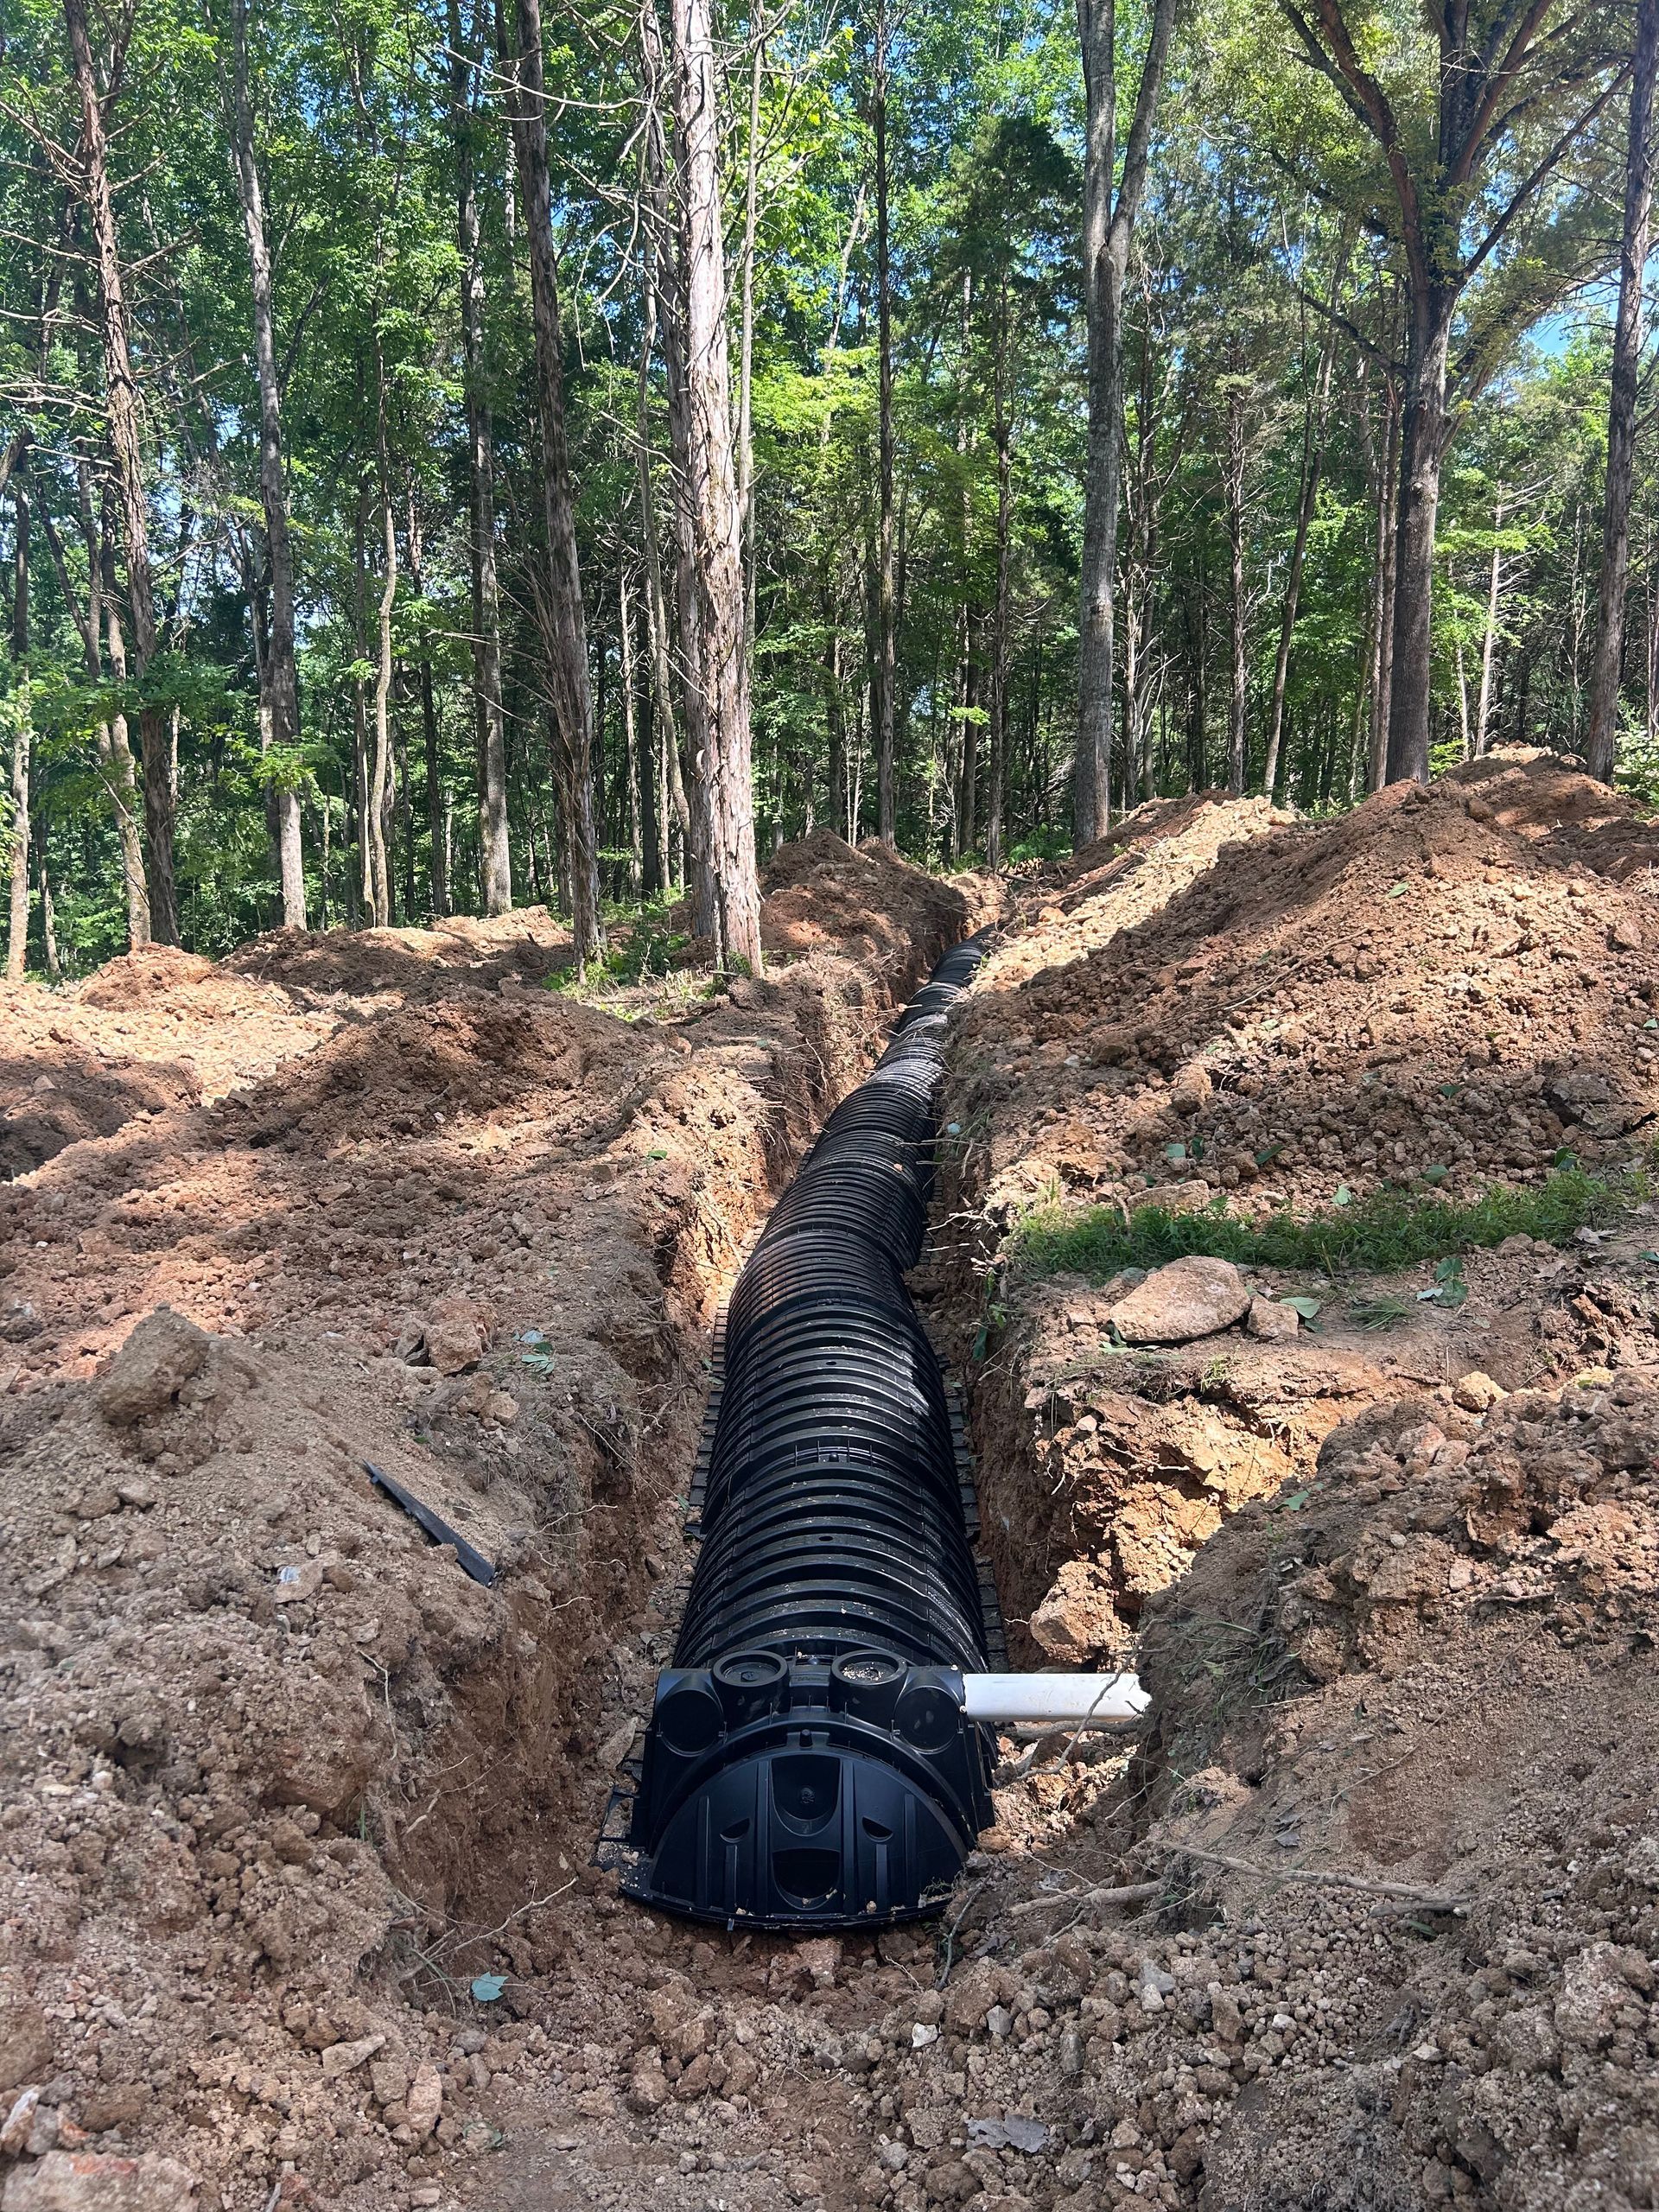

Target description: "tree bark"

left=872, top=0, right=898, bottom=845
left=1224, top=382, right=1249, bottom=796
left=7, top=461, right=30, bottom=981
left=369, top=383, right=396, bottom=928
left=1262, top=263, right=1344, bottom=799
left=1587, top=0, right=1659, bottom=784
left=669, top=0, right=764, bottom=970
left=1366, top=377, right=1401, bottom=792
left=1383, top=299, right=1453, bottom=784
left=986, top=277, right=1012, bottom=871
left=226, top=0, right=304, bottom=926
left=450, top=0, right=512, bottom=916
left=65, top=0, right=181, bottom=942
left=1073, top=0, right=1178, bottom=846
left=502, top=0, right=603, bottom=966
left=1475, top=502, right=1503, bottom=757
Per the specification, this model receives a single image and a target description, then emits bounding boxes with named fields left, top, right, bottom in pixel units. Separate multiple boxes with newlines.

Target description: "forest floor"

left=3, top=757, right=1659, bottom=2212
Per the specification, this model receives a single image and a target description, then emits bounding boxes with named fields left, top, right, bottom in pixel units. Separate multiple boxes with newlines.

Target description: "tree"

left=1073, top=0, right=1179, bottom=847
left=1587, top=0, right=1659, bottom=784
left=1281, top=0, right=1625, bottom=784
left=668, top=0, right=763, bottom=971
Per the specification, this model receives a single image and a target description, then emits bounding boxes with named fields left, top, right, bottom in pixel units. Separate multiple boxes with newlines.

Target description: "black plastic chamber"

left=624, top=935, right=993, bottom=1928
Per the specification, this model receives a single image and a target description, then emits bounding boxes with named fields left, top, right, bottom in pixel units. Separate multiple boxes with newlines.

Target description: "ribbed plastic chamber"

left=625, top=936, right=995, bottom=1929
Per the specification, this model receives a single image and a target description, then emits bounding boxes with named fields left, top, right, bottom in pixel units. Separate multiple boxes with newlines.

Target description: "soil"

left=6, top=760, right=1659, bottom=2212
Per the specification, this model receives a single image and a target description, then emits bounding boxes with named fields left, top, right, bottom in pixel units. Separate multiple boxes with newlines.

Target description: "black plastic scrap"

left=364, top=1460, right=497, bottom=1587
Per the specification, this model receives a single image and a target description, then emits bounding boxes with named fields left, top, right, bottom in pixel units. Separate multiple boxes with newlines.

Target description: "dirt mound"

left=0, top=1018, right=200, bottom=1178
left=223, top=908, right=573, bottom=1005
left=76, top=944, right=226, bottom=1009
left=1116, top=1374, right=1659, bottom=2209
left=945, top=757, right=1659, bottom=1236
left=213, top=991, right=638, bottom=1151
left=761, top=831, right=988, bottom=973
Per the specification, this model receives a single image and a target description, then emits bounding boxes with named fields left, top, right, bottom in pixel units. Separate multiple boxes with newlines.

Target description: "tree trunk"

left=1367, top=378, right=1401, bottom=791
left=1383, top=299, right=1454, bottom=785
left=7, top=463, right=29, bottom=982
left=226, top=0, right=304, bottom=927
left=1475, top=511, right=1503, bottom=757
left=1224, top=384, right=1248, bottom=796
left=65, top=0, right=180, bottom=942
left=872, top=0, right=897, bottom=845
left=823, top=595, right=848, bottom=842
left=960, top=607, right=982, bottom=852
left=669, top=0, right=763, bottom=970
left=503, top=0, right=603, bottom=966
left=986, top=278, right=1012, bottom=871
left=421, top=657, right=448, bottom=917
left=635, top=243, right=678, bottom=894
left=1587, top=0, right=1659, bottom=784
left=736, top=34, right=763, bottom=644
left=620, top=560, right=643, bottom=896
left=1262, top=270, right=1343, bottom=799
left=93, top=489, right=149, bottom=942
left=1073, top=0, right=1177, bottom=846
left=451, top=0, right=512, bottom=916
left=369, top=403, right=396, bottom=928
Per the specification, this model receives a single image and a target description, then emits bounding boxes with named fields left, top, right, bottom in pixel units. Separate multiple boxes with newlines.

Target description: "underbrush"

left=1008, top=1156, right=1654, bottom=1283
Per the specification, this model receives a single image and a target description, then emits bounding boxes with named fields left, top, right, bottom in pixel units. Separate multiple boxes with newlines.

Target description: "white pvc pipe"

left=960, top=1671, right=1150, bottom=1728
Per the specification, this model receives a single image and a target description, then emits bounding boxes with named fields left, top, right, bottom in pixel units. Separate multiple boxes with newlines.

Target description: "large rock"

left=1030, top=1559, right=1122, bottom=1662
left=0, top=2152, right=195, bottom=2211
left=0, top=1994, right=53, bottom=2094
left=94, top=1309, right=209, bottom=1427
left=1107, top=1256, right=1249, bottom=1345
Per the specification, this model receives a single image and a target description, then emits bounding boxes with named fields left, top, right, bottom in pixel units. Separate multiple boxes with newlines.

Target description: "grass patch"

left=1008, top=1158, right=1653, bottom=1285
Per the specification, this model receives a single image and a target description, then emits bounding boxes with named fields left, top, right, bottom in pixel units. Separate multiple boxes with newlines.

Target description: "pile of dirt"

left=760, top=833, right=982, bottom=976
left=221, top=909, right=574, bottom=1006
left=944, top=753, right=1659, bottom=1238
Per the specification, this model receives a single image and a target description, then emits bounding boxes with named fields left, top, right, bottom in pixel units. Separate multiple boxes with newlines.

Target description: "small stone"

left=911, top=2023, right=939, bottom=2050
left=94, top=1308, right=210, bottom=1427
left=410, top=2192, right=442, bottom=2209
left=986, top=2007, right=1014, bottom=2040
left=424, top=1294, right=487, bottom=1376
left=1452, top=1370, right=1507, bottom=1413
left=626, top=2052, right=668, bottom=2113
left=0, top=1999, right=53, bottom=2094
left=0, top=2152, right=197, bottom=2209
left=405, top=2064, right=442, bottom=2140
left=1109, top=1255, right=1250, bottom=1344
left=1, top=2087, right=41, bottom=2156
left=320, top=2033, right=385, bottom=2081
left=1245, top=1296, right=1299, bottom=1342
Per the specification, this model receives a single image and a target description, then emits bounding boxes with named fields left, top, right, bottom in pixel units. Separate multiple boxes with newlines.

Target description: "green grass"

left=1007, top=1158, right=1653, bottom=1286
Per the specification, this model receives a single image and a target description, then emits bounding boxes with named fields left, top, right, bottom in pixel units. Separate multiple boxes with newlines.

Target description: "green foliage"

left=1007, top=1160, right=1652, bottom=1283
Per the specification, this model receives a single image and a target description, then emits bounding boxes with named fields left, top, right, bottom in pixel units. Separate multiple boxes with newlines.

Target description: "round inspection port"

left=831, top=1650, right=905, bottom=1689
left=711, top=1649, right=789, bottom=1724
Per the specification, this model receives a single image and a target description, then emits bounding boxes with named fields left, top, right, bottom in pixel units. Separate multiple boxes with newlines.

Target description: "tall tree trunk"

left=450, top=0, right=512, bottom=916
left=620, top=561, right=643, bottom=897
left=669, top=0, right=763, bottom=970
left=93, top=489, right=149, bottom=941
left=638, top=0, right=703, bottom=900
left=1073, top=0, right=1178, bottom=846
left=1383, top=298, right=1454, bottom=785
left=1224, top=384, right=1248, bottom=796
left=735, top=33, right=763, bottom=645
left=1262, top=262, right=1344, bottom=799
left=959, top=607, right=982, bottom=852
left=502, top=0, right=603, bottom=966
left=635, top=243, right=678, bottom=893
left=871, top=0, right=897, bottom=845
left=226, top=0, right=304, bottom=926
left=1475, top=505, right=1503, bottom=758
left=823, top=593, right=848, bottom=842
left=1587, top=0, right=1659, bottom=784
left=986, top=278, right=1012, bottom=871
left=7, top=461, right=29, bottom=982
left=421, top=658, right=448, bottom=917
left=369, top=391, right=396, bottom=928
left=65, top=0, right=180, bottom=942
left=1367, top=378, right=1401, bottom=791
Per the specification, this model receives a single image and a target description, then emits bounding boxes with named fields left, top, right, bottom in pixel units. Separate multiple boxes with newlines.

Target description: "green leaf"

left=1421, top=1165, right=1449, bottom=1185
left=1165, top=1141, right=1188, bottom=1164
left=1387, top=880, right=1410, bottom=898
left=1282, top=1294, right=1323, bottom=1319
left=1255, top=1142, right=1283, bottom=1166
left=1333, top=1183, right=1353, bottom=1207
left=646, top=1148, right=669, bottom=1160
left=1283, top=1487, right=1311, bottom=1511
left=471, top=1974, right=506, bottom=2002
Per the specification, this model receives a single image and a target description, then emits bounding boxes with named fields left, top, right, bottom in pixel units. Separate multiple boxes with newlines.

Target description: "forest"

left=1, top=0, right=1657, bottom=976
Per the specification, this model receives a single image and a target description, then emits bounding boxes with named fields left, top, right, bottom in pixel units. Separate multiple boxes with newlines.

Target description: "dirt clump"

left=220, top=906, right=575, bottom=1007
left=760, top=831, right=984, bottom=975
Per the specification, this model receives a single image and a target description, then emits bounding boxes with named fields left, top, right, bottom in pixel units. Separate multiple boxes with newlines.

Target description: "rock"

left=1108, top=1257, right=1249, bottom=1345
left=319, top=2034, right=385, bottom=2082
left=0, top=1999, right=53, bottom=2094
left=1030, top=1560, right=1121, bottom=1663
left=1611, top=918, right=1643, bottom=953
left=966, top=2119, right=1050, bottom=2153
left=911, top=2023, right=939, bottom=2050
left=626, top=2051, right=669, bottom=2113
left=1169, top=1064, right=1213, bottom=1117
left=76, top=2088, right=148, bottom=2135
left=792, top=1937, right=842, bottom=1989
left=424, top=1294, right=487, bottom=1376
left=1135, top=1959, right=1174, bottom=2012
left=986, top=2007, right=1014, bottom=2040
left=1245, top=1296, right=1300, bottom=1342
left=1555, top=1943, right=1642, bottom=2050
left=94, top=1309, right=209, bottom=1427
left=1, top=2089, right=40, bottom=2157
left=0, top=2152, right=196, bottom=2210
left=368, top=2061, right=409, bottom=2108
left=404, top=2065, right=442, bottom=2142
left=1137, top=1180, right=1211, bottom=1215
left=1452, top=1370, right=1507, bottom=1413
